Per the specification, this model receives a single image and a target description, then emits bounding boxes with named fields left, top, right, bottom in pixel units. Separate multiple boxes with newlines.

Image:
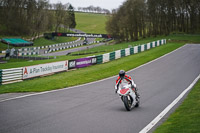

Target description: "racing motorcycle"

left=116, top=82, right=140, bottom=111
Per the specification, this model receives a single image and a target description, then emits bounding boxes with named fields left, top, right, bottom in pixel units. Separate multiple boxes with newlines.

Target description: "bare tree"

left=54, top=2, right=66, bottom=32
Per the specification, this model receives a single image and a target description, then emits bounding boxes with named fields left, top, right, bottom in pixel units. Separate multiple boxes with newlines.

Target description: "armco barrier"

left=17, top=37, right=81, bottom=56
left=45, top=43, right=83, bottom=54
left=95, top=39, right=166, bottom=65
left=0, top=68, right=23, bottom=85
left=43, top=41, right=98, bottom=54
left=0, top=39, right=166, bottom=85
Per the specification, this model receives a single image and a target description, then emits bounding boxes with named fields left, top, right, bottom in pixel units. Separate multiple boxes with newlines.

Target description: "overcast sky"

left=49, top=0, right=126, bottom=11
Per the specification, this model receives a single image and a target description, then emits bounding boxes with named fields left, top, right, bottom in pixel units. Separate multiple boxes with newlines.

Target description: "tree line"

left=0, top=0, right=76, bottom=38
left=77, top=5, right=110, bottom=14
left=106, top=0, right=200, bottom=41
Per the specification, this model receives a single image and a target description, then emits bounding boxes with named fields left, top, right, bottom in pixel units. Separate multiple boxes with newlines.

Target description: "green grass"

left=168, top=33, right=200, bottom=43
left=75, top=12, right=107, bottom=34
left=0, top=42, right=184, bottom=93
left=154, top=79, right=200, bottom=133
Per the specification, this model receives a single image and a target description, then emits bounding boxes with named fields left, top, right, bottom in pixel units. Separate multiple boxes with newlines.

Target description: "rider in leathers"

left=115, top=70, right=140, bottom=100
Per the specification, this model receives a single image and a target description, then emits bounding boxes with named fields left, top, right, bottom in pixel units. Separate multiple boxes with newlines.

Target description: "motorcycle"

left=116, top=82, right=140, bottom=111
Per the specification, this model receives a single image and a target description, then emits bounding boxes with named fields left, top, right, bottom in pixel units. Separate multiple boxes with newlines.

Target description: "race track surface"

left=0, top=44, right=200, bottom=133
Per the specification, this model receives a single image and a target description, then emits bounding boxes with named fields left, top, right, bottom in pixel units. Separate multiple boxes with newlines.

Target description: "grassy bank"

left=75, top=12, right=107, bottom=34
left=154, top=79, right=200, bottom=133
left=0, top=42, right=184, bottom=94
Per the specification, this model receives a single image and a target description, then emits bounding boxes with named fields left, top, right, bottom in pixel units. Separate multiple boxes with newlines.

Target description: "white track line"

left=0, top=44, right=187, bottom=103
left=139, top=74, right=200, bottom=133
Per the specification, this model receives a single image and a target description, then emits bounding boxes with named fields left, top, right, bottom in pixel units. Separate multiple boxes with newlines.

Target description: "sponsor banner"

left=23, top=61, right=68, bottom=79
left=68, top=57, right=97, bottom=69
left=50, top=32, right=111, bottom=38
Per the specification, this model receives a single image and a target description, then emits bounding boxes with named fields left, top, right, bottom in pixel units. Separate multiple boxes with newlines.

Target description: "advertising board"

left=23, top=61, right=68, bottom=79
left=49, top=33, right=111, bottom=38
left=68, top=57, right=97, bottom=69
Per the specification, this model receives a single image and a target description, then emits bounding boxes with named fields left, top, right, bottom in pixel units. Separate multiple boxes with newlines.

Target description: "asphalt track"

left=0, top=44, right=200, bottom=133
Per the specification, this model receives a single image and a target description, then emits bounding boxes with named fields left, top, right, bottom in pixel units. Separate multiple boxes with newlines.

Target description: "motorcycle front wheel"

left=123, top=96, right=132, bottom=111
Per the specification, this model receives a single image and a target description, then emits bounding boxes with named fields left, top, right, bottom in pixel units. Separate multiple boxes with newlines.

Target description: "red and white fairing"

left=115, top=79, right=137, bottom=107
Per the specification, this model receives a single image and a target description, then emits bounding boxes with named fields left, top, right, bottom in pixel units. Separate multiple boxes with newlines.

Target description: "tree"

left=0, top=0, right=77, bottom=37
left=67, top=4, right=76, bottom=28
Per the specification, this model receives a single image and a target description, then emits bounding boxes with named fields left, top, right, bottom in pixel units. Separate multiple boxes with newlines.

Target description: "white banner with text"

left=23, top=61, right=68, bottom=79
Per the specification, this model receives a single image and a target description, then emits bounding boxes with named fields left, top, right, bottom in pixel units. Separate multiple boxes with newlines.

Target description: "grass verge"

left=0, top=42, right=184, bottom=94
left=154, top=79, right=200, bottom=133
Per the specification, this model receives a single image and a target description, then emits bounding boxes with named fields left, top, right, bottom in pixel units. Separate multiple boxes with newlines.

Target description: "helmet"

left=119, top=70, right=125, bottom=79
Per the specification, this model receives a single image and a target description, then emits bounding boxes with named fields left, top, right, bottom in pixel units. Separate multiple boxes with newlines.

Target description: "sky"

left=49, top=0, right=126, bottom=11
